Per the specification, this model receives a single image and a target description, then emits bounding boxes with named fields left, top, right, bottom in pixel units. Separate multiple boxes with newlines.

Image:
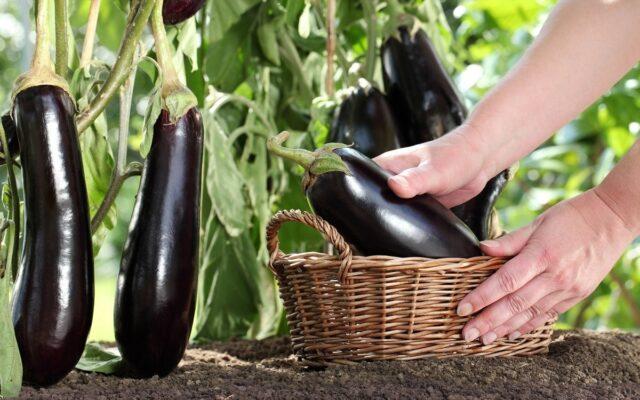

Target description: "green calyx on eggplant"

left=162, top=0, right=206, bottom=25
left=381, top=25, right=467, bottom=145
left=329, top=79, right=402, bottom=157
left=115, top=0, right=203, bottom=378
left=11, top=0, right=93, bottom=387
left=268, top=132, right=481, bottom=259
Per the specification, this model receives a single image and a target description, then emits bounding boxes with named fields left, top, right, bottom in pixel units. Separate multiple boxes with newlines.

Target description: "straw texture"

left=267, top=210, right=555, bottom=366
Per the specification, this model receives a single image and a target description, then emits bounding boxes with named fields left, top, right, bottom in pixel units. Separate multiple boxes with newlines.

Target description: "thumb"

left=480, top=223, right=536, bottom=257
left=388, top=160, right=446, bottom=198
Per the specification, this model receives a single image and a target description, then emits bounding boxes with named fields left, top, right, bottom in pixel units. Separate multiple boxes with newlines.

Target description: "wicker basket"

left=266, top=209, right=555, bottom=366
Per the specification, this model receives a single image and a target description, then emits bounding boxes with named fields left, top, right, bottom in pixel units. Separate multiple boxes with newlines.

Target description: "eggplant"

left=329, top=79, right=402, bottom=158
left=162, top=0, right=206, bottom=25
left=0, top=113, right=19, bottom=165
left=382, top=26, right=510, bottom=240
left=12, top=85, right=94, bottom=386
left=268, top=132, right=481, bottom=258
left=115, top=108, right=203, bottom=377
left=381, top=26, right=467, bottom=145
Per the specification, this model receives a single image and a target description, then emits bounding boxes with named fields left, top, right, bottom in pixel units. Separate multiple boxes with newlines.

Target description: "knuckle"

left=506, top=293, right=527, bottom=315
left=526, top=303, right=544, bottom=320
left=497, top=270, right=519, bottom=293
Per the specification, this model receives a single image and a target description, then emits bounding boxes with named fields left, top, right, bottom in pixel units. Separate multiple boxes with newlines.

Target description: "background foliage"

left=0, top=0, right=637, bottom=349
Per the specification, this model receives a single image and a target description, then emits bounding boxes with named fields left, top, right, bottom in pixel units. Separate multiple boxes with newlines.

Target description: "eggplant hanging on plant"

left=268, top=132, right=481, bottom=258
left=382, top=24, right=510, bottom=240
left=162, top=0, right=206, bottom=25
left=381, top=25, right=467, bottom=145
left=11, top=0, right=93, bottom=387
left=115, top=0, right=203, bottom=378
left=329, top=79, right=402, bottom=158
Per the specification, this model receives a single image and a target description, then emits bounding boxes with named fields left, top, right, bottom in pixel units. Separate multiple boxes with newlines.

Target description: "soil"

left=18, top=330, right=640, bottom=400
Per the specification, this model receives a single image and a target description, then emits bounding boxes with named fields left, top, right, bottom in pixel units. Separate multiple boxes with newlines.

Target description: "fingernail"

left=509, top=331, right=521, bottom=341
left=481, top=240, right=499, bottom=248
left=464, top=328, right=480, bottom=342
left=457, top=302, right=473, bottom=317
left=390, top=175, right=409, bottom=188
left=482, top=332, right=497, bottom=345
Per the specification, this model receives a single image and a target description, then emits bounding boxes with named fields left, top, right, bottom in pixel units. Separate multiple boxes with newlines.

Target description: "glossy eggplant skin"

left=307, top=148, right=481, bottom=258
left=329, top=82, right=402, bottom=158
left=452, top=172, right=509, bottom=240
left=11, top=85, right=94, bottom=387
left=115, top=108, right=203, bottom=378
left=381, top=26, right=467, bottom=145
left=162, top=0, right=206, bottom=25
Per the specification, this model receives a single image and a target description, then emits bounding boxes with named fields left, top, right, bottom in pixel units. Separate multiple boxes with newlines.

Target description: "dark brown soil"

left=18, top=330, right=640, bottom=399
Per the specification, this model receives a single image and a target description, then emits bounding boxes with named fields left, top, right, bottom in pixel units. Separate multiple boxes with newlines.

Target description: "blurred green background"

left=0, top=0, right=638, bottom=342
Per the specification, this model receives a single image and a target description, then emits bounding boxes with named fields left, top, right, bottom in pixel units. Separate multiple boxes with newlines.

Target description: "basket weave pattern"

left=267, top=210, right=554, bottom=365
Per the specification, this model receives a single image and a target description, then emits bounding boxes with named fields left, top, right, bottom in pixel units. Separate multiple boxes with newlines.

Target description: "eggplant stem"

left=54, top=0, right=69, bottom=78
left=0, top=124, right=20, bottom=281
left=76, top=0, right=155, bottom=133
left=149, top=0, right=197, bottom=121
left=80, top=0, right=102, bottom=68
left=267, top=132, right=351, bottom=177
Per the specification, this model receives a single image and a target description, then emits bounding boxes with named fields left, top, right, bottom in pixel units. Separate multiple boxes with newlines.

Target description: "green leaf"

left=208, top=0, right=261, bottom=42
left=203, top=115, right=249, bottom=237
left=257, top=22, right=281, bottom=66
left=75, top=343, right=124, bottom=375
left=0, top=270, right=22, bottom=397
left=192, top=222, right=282, bottom=341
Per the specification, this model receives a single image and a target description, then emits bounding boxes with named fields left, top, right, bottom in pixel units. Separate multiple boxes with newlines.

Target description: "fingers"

left=479, top=223, right=536, bottom=257
left=461, top=274, right=554, bottom=342
left=388, top=161, right=444, bottom=198
left=484, top=291, right=563, bottom=343
left=509, top=298, right=577, bottom=339
left=456, top=237, right=542, bottom=318
left=373, top=145, right=422, bottom=174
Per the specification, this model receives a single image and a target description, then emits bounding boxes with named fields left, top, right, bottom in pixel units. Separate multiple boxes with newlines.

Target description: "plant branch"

left=325, top=0, right=336, bottom=96
left=90, top=62, right=139, bottom=234
left=80, top=0, right=102, bottom=68
left=0, top=125, right=20, bottom=281
left=54, top=0, right=69, bottom=77
left=609, top=270, right=640, bottom=326
left=76, top=0, right=155, bottom=133
left=362, top=0, right=377, bottom=81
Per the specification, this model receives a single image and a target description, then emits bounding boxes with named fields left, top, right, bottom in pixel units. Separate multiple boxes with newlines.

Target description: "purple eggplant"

left=12, top=85, right=94, bottom=386
left=329, top=79, right=402, bottom=158
left=162, top=0, right=206, bottom=25
left=268, top=132, right=481, bottom=258
left=115, top=108, right=203, bottom=377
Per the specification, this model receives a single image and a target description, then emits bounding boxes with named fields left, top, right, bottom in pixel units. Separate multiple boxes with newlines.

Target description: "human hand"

left=374, top=123, right=498, bottom=207
left=457, top=188, right=637, bottom=344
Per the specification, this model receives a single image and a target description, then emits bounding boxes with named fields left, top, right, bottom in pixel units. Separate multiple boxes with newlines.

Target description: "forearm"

left=468, top=0, right=640, bottom=175
left=594, top=140, right=640, bottom=237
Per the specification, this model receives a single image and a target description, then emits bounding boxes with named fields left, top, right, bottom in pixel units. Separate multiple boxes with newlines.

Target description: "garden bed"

left=19, top=330, right=640, bottom=399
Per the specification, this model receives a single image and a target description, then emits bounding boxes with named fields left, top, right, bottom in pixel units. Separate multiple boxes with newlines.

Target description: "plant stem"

left=33, top=0, right=54, bottom=71
left=90, top=62, right=139, bottom=234
left=362, top=0, right=377, bottom=82
left=80, top=0, right=102, bottom=68
left=54, top=0, right=69, bottom=77
left=150, top=0, right=181, bottom=94
left=266, top=132, right=315, bottom=169
left=0, top=125, right=20, bottom=281
left=325, top=0, right=336, bottom=96
left=76, top=0, right=155, bottom=134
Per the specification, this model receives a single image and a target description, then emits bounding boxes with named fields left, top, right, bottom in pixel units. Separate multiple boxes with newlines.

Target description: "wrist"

left=589, top=186, right=640, bottom=240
